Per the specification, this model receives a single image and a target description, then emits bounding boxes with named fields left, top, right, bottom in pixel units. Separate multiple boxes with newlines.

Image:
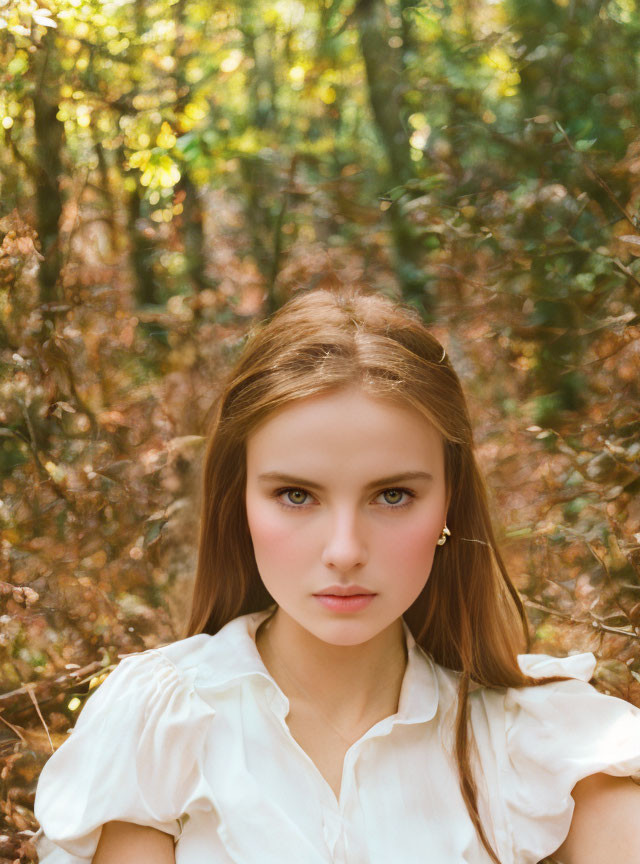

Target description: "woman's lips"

left=313, top=594, right=377, bottom=612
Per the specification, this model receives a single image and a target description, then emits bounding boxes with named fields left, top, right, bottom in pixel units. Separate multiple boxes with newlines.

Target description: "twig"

left=555, top=122, right=638, bottom=227
left=523, top=599, right=640, bottom=640
left=0, top=660, right=107, bottom=715
left=24, top=682, right=54, bottom=753
left=0, top=711, right=27, bottom=744
left=17, top=397, right=48, bottom=482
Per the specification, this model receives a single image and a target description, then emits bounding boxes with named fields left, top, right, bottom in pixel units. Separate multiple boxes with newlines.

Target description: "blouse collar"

left=192, top=605, right=439, bottom=727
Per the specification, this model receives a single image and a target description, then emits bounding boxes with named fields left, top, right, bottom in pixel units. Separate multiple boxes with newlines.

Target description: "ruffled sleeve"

left=499, top=652, right=640, bottom=863
left=34, top=647, right=215, bottom=862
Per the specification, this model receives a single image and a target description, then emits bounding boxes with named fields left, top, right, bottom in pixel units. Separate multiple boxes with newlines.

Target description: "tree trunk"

left=31, top=29, right=65, bottom=307
left=126, top=177, right=158, bottom=306
left=94, top=139, right=119, bottom=256
left=356, top=0, right=433, bottom=314
left=173, top=0, right=211, bottom=298
left=123, top=0, right=161, bottom=306
left=175, top=170, right=209, bottom=295
left=356, top=0, right=412, bottom=184
left=238, top=5, right=283, bottom=311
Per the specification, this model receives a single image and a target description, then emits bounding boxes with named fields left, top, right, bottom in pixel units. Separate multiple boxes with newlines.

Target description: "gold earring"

left=436, top=524, right=451, bottom=546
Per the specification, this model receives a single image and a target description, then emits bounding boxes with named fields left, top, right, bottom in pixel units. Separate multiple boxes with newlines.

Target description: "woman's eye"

left=379, top=488, right=415, bottom=507
left=276, top=488, right=310, bottom=507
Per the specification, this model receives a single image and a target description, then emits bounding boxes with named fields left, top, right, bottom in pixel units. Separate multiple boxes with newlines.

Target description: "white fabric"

left=34, top=607, right=640, bottom=864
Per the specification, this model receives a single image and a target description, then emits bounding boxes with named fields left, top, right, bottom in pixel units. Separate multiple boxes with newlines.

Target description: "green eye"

left=287, top=489, right=307, bottom=504
left=379, top=488, right=415, bottom=507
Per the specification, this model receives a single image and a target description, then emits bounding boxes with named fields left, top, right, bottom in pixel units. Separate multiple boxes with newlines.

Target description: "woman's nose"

left=320, top=509, right=368, bottom=572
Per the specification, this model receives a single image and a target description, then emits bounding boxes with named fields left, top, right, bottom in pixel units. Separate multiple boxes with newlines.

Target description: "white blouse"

left=34, top=606, right=640, bottom=864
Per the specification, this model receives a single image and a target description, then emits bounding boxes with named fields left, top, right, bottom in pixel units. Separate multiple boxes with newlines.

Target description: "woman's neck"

left=255, top=608, right=408, bottom=730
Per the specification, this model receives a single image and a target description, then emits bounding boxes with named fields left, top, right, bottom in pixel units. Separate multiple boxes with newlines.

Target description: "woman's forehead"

left=246, top=387, right=444, bottom=472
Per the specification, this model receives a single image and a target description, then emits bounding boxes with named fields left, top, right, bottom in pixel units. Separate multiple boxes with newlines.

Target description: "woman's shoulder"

left=125, top=630, right=218, bottom=679
left=488, top=650, right=640, bottom=773
left=100, top=611, right=283, bottom=722
left=465, top=649, right=640, bottom=750
left=33, top=612, right=274, bottom=861
left=463, top=651, right=640, bottom=864
left=33, top=633, right=224, bottom=861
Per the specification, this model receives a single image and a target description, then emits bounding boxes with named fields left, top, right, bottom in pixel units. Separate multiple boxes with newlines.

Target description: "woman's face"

left=245, top=385, right=448, bottom=647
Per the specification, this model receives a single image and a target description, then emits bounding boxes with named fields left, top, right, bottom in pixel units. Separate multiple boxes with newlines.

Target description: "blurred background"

left=1, top=0, right=640, bottom=859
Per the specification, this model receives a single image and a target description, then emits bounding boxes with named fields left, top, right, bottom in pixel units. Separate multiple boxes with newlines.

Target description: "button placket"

left=322, top=807, right=343, bottom=857
left=331, top=742, right=368, bottom=863
left=266, top=687, right=399, bottom=863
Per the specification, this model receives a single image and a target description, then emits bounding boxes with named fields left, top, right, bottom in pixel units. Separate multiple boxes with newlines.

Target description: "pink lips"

left=314, top=585, right=375, bottom=597
left=312, top=592, right=377, bottom=613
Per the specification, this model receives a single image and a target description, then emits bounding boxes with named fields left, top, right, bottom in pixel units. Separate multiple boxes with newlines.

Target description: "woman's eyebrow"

left=256, top=471, right=433, bottom=490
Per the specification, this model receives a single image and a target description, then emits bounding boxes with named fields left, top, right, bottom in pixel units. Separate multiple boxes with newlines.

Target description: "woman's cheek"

left=383, top=515, right=441, bottom=574
left=247, top=501, right=311, bottom=565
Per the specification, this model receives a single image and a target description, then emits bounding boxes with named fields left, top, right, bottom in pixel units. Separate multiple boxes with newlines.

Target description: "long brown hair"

left=184, top=286, right=550, bottom=862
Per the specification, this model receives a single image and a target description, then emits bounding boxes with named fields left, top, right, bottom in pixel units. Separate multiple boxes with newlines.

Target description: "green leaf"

left=144, top=518, right=167, bottom=547
left=387, top=185, right=407, bottom=202
left=8, top=55, right=28, bottom=76
left=175, top=133, right=202, bottom=160
left=575, top=138, right=597, bottom=151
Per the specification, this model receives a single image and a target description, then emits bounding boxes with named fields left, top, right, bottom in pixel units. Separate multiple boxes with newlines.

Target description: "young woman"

left=34, top=287, right=640, bottom=864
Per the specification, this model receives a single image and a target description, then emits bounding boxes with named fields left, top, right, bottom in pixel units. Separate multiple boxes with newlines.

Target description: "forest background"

left=1, top=0, right=640, bottom=860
